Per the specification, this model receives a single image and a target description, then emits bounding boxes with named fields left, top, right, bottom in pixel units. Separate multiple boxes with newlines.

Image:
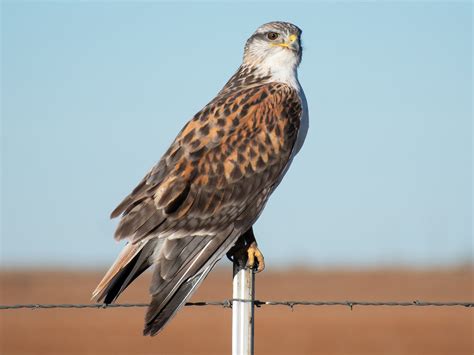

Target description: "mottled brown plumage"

left=112, top=83, right=300, bottom=243
left=92, top=21, right=308, bottom=336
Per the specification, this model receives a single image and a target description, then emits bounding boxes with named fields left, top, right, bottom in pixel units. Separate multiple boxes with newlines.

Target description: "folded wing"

left=92, top=82, right=302, bottom=335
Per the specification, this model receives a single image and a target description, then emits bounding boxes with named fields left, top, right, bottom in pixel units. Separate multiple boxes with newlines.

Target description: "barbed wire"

left=1, top=299, right=472, bottom=311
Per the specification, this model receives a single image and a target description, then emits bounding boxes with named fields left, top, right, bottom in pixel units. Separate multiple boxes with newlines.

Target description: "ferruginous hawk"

left=92, top=21, right=309, bottom=336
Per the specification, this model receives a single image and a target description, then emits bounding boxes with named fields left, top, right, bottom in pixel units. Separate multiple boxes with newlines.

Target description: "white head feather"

left=243, top=21, right=303, bottom=90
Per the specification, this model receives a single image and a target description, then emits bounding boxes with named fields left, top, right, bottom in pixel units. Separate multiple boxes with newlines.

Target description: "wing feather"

left=112, top=83, right=301, bottom=243
left=95, top=82, right=302, bottom=335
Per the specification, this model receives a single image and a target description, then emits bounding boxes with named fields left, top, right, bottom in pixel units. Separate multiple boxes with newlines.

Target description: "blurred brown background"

left=1, top=267, right=472, bottom=355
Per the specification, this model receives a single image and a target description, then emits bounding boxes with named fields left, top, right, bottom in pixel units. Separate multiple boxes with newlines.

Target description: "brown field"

left=0, top=267, right=472, bottom=355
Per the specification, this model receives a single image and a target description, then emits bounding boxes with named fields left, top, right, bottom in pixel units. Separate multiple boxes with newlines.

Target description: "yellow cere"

left=272, top=34, right=297, bottom=48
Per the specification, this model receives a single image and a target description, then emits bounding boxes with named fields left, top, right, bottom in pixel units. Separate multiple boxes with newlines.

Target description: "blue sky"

left=1, top=2, right=472, bottom=268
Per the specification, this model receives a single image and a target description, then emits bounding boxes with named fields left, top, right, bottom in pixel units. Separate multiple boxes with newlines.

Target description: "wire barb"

left=0, top=300, right=472, bottom=310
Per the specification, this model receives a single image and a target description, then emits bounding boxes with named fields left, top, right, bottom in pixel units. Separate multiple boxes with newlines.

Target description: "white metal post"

left=232, top=261, right=255, bottom=355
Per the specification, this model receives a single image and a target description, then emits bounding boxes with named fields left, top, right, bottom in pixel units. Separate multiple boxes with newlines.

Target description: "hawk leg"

left=226, top=227, right=265, bottom=273
left=247, top=241, right=265, bottom=273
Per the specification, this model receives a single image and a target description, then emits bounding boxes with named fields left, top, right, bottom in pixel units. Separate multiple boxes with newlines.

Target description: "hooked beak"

left=273, top=34, right=299, bottom=52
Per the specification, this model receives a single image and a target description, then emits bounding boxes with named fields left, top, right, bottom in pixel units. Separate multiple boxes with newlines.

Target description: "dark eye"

left=267, top=32, right=279, bottom=41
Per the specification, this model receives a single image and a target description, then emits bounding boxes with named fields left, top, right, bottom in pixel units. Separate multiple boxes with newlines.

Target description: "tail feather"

left=104, top=240, right=156, bottom=304
left=93, top=227, right=239, bottom=336
left=143, top=264, right=215, bottom=336
left=101, top=252, right=144, bottom=304
left=92, top=240, right=156, bottom=303
left=143, top=228, right=239, bottom=336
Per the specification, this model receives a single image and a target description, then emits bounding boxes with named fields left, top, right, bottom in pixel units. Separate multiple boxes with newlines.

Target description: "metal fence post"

left=232, top=256, right=255, bottom=355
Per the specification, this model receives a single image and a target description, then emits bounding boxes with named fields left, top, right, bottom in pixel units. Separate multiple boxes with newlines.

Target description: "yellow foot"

left=247, top=241, right=265, bottom=273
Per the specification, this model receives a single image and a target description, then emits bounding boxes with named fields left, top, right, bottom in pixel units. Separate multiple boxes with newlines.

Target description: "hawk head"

left=243, top=21, right=303, bottom=71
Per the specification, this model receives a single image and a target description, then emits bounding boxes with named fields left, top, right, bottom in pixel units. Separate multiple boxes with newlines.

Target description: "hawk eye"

left=266, top=32, right=279, bottom=41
